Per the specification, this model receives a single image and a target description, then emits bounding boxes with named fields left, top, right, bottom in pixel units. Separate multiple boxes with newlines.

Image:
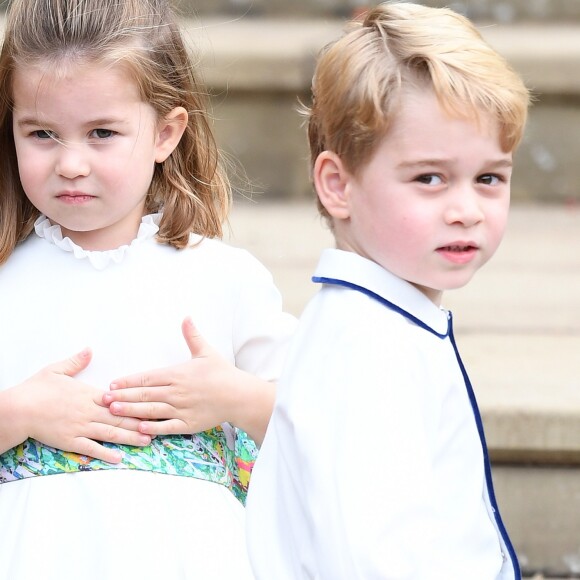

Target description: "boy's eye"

left=416, top=174, right=443, bottom=186
left=92, top=128, right=114, bottom=139
left=478, top=174, right=501, bottom=186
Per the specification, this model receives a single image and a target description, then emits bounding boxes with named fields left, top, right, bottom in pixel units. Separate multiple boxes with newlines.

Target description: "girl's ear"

left=154, top=106, right=189, bottom=163
left=313, top=151, right=352, bottom=220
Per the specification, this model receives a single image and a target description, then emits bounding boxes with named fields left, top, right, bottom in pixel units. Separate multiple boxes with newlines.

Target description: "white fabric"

left=247, top=248, right=518, bottom=580
left=0, top=214, right=297, bottom=580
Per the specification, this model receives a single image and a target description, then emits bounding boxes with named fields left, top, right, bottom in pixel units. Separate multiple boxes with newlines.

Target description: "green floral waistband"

left=0, top=425, right=257, bottom=505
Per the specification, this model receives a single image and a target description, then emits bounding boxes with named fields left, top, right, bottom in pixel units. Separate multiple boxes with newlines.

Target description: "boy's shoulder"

left=306, top=248, right=448, bottom=335
left=299, top=281, right=423, bottom=355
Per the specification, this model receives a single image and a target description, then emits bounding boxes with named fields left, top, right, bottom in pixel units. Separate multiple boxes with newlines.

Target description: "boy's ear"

left=313, top=151, right=351, bottom=220
left=154, top=106, right=189, bottom=163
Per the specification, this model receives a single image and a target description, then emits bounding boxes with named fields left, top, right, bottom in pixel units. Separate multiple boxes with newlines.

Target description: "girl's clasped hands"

left=4, top=317, right=273, bottom=463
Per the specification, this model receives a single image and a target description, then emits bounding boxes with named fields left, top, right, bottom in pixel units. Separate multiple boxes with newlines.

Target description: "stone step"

left=176, top=0, right=580, bottom=23
left=186, top=17, right=580, bottom=203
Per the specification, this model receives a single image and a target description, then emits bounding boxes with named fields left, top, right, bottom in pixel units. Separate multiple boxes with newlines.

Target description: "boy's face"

left=325, top=90, right=512, bottom=305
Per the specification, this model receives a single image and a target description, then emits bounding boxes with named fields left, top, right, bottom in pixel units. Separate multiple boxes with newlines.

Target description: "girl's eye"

left=416, top=174, right=443, bottom=186
left=34, top=129, right=56, bottom=139
left=92, top=128, right=114, bottom=139
left=478, top=174, right=501, bottom=186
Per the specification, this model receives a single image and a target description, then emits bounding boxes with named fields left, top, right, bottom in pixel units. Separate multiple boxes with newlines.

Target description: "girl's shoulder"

left=182, top=234, right=272, bottom=276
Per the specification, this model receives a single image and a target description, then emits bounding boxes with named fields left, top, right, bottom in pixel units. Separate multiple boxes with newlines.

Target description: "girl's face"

left=12, top=61, right=174, bottom=250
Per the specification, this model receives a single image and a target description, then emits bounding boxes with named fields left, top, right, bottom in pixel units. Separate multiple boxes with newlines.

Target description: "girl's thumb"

left=181, top=317, right=205, bottom=358
left=57, top=348, right=93, bottom=377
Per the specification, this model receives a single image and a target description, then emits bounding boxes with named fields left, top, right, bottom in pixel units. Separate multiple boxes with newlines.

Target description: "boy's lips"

left=436, top=242, right=479, bottom=264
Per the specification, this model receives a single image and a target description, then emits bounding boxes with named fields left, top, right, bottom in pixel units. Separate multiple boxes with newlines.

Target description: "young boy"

left=246, top=2, right=530, bottom=579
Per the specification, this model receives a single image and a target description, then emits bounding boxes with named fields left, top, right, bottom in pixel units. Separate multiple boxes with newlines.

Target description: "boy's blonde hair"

left=306, top=1, right=530, bottom=218
left=0, top=0, right=230, bottom=265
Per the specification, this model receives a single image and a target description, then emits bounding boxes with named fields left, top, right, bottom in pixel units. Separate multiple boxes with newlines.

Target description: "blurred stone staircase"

left=179, top=0, right=580, bottom=21
left=178, top=1, right=580, bottom=205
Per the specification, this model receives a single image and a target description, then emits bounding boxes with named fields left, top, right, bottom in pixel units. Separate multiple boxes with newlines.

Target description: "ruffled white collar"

left=34, top=213, right=161, bottom=271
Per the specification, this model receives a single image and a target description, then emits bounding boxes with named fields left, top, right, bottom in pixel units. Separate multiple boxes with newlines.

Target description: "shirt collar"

left=312, top=248, right=450, bottom=337
left=34, top=213, right=161, bottom=271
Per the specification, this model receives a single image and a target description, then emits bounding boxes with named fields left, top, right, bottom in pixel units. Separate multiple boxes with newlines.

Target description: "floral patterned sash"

left=0, top=425, right=257, bottom=505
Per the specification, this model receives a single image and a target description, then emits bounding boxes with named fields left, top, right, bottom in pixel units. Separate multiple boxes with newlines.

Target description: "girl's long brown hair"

left=0, top=0, right=230, bottom=265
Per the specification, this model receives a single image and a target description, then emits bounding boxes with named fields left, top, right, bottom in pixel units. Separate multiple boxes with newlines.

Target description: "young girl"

left=0, top=1, right=295, bottom=578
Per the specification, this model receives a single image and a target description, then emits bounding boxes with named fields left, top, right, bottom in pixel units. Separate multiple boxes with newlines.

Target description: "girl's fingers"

left=109, top=400, right=175, bottom=421
left=138, top=418, right=185, bottom=436
left=72, top=437, right=123, bottom=464
left=103, top=386, right=171, bottom=406
left=109, top=371, right=166, bottom=390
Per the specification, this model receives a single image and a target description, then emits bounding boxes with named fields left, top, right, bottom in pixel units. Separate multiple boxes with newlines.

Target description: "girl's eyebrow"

left=15, top=116, right=44, bottom=128
left=16, top=116, right=127, bottom=128
left=82, top=117, right=128, bottom=127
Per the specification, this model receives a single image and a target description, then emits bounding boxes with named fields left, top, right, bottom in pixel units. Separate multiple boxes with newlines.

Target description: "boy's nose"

left=444, top=188, right=484, bottom=227
left=55, top=144, right=90, bottom=179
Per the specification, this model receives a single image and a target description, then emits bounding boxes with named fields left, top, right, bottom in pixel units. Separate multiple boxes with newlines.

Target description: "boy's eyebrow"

left=397, top=158, right=513, bottom=169
left=484, top=159, right=514, bottom=169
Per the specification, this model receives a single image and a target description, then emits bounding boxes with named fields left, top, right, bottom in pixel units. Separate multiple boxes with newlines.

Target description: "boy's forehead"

left=362, top=90, right=509, bottom=169
left=387, top=89, right=502, bottom=142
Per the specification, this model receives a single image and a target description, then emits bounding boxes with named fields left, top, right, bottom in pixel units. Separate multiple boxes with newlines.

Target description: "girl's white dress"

left=0, top=214, right=296, bottom=580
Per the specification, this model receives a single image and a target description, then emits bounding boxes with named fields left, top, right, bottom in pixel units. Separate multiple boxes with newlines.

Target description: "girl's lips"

left=436, top=243, right=479, bottom=264
left=56, top=193, right=95, bottom=204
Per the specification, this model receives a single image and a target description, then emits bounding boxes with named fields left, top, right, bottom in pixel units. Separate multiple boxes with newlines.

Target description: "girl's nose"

left=55, top=144, right=90, bottom=179
left=444, top=188, right=484, bottom=227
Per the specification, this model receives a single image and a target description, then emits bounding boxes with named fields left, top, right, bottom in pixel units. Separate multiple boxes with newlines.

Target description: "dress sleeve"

left=230, top=250, right=297, bottom=382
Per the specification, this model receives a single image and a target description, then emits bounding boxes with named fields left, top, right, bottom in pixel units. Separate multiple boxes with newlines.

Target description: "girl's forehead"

left=16, top=56, right=128, bottom=82
left=13, top=59, right=139, bottom=99
left=11, top=60, right=150, bottom=127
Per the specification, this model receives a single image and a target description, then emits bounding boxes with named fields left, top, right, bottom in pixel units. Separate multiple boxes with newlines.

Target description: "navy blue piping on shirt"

left=313, top=276, right=521, bottom=580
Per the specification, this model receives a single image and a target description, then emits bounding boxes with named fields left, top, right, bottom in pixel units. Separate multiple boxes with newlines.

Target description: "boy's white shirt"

left=246, top=248, right=518, bottom=580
